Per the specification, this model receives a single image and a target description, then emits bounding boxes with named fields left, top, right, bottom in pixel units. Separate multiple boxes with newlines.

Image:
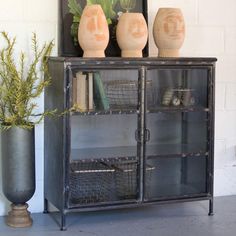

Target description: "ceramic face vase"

left=116, top=13, right=148, bottom=57
left=153, top=8, right=185, bottom=57
left=78, top=4, right=109, bottom=57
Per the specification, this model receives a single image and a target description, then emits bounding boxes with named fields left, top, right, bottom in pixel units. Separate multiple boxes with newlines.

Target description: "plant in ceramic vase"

left=0, top=32, right=54, bottom=227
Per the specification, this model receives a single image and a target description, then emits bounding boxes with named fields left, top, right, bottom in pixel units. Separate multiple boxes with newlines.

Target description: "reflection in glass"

left=145, top=156, right=207, bottom=199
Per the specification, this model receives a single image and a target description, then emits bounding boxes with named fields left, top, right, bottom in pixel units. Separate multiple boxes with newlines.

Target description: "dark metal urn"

left=1, top=126, right=35, bottom=227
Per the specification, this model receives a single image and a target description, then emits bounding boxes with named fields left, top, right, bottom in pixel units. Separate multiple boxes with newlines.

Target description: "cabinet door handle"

left=145, top=129, right=151, bottom=142
left=135, top=130, right=141, bottom=142
left=135, top=130, right=150, bottom=142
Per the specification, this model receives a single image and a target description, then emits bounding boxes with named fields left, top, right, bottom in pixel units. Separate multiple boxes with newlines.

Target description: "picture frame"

left=58, top=0, right=148, bottom=57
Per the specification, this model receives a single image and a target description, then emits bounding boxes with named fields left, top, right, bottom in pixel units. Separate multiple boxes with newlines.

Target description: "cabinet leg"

left=60, top=212, right=67, bottom=231
left=208, top=198, right=214, bottom=216
left=43, top=198, right=48, bottom=214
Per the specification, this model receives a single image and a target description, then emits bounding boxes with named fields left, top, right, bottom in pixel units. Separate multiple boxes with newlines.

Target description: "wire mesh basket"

left=112, top=160, right=155, bottom=199
left=69, top=161, right=115, bottom=205
left=104, top=80, right=154, bottom=109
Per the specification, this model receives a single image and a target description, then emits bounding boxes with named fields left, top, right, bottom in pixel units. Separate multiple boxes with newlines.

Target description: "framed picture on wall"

left=59, top=0, right=148, bottom=57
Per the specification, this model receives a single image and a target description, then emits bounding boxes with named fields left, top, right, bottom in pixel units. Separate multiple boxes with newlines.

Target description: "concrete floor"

left=0, top=196, right=236, bottom=236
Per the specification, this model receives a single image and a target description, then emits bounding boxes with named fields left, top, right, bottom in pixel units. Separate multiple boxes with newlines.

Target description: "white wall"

left=0, top=0, right=236, bottom=216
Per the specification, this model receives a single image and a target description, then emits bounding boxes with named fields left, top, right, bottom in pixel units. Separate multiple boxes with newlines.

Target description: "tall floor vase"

left=1, top=127, right=35, bottom=227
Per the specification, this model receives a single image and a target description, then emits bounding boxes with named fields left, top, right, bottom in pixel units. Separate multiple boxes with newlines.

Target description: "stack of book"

left=73, top=72, right=110, bottom=112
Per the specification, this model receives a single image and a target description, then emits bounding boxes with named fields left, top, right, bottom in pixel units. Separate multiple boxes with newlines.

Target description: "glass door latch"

left=135, top=129, right=150, bottom=142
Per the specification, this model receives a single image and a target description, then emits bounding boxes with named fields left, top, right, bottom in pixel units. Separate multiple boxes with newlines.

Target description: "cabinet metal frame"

left=44, top=57, right=216, bottom=230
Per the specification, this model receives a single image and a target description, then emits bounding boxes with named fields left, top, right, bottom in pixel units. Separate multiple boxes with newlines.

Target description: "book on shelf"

left=73, top=72, right=94, bottom=112
left=87, top=72, right=94, bottom=111
left=76, top=72, right=87, bottom=111
left=93, top=72, right=110, bottom=111
left=72, top=75, right=78, bottom=105
left=72, top=72, right=109, bottom=112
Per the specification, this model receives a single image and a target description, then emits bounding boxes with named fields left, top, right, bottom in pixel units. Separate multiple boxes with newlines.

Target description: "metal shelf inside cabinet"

left=147, top=106, right=210, bottom=113
left=146, top=144, right=208, bottom=159
left=70, top=156, right=137, bottom=165
left=71, top=109, right=139, bottom=116
left=70, top=146, right=138, bottom=161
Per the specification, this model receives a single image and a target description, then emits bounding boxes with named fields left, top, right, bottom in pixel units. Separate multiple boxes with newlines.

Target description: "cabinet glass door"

left=144, top=68, right=211, bottom=200
left=68, top=68, right=141, bottom=206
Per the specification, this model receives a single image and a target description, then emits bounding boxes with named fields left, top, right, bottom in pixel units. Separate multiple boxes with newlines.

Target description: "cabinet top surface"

left=49, top=57, right=217, bottom=67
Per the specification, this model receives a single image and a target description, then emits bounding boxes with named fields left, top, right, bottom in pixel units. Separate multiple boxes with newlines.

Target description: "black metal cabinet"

left=44, top=57, right=216, bottom=230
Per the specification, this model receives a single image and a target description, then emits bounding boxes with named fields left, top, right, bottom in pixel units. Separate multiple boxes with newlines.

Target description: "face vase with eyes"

left=163, top=14, right=185, bottom=40
left=116, top=13, right=148, bottom=58
left=153, top=8, right=185, bottom=57
left=78, top=5, right=109, bottom=58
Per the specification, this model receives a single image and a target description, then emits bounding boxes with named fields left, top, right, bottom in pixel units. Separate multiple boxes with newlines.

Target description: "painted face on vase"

left=128, top=17, right=147, bottom=41
left=154, top=9, right=185, bottom=49
left=78, top=5, right=109, bottom=56
left=163, top=13, right=185, bottom=40
left=117, top=13, right=148, bottom=52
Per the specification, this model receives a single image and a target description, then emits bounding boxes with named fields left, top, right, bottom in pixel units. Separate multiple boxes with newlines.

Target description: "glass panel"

left=146, top=112, right=208, bottom=157
left=70, top=115, right=137, bottom=159
left=147, top=69, right=209, bottom=110
left=145, top=156, right=207, bottom=200
left=144, top=67, right=209, bottom=200
left=71, top=69, right=140, bottom=113
left=68, top=69, right=140, bottom=206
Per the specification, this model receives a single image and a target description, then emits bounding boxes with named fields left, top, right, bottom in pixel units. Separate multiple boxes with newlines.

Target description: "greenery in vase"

left=0, top=32, right=55, bottom=130
left=68, top=0, right=118, bottom=46
left=119, top=0, right=136, bottom=12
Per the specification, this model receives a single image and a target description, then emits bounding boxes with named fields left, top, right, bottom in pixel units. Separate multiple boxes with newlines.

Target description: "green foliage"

left=0, top=32, right=55, bottom=130
left=120, top=0, right=136, bottom=12
left=68, top=0, right=83, bottom=16
left=68, top=0, right=119, bottom=46
left=87, top=0, right=118, bottom=21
